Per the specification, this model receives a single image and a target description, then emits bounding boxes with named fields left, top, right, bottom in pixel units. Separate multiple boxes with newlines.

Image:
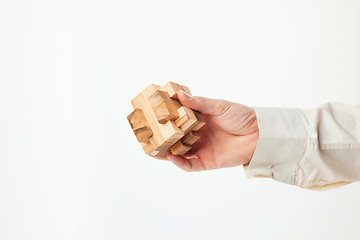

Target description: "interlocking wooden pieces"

left=127, top=82, right=206, bottom=157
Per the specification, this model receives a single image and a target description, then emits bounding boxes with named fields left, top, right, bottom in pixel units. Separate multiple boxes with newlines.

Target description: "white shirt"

left=244, top=102, right=360, bottom=190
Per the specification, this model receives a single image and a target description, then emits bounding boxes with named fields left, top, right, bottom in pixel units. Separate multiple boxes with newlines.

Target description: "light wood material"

left=170, top=141, right=192, bottom=156
left=175, top=106, right=190, bottom=127
left=153, top=101, right=181, bottom=124
left=149, top=138, right=173, bottom=152
left=141, top=142, right=159, bottom=156
left=127, top=108, right=153, bottom=143
left=161, top=120, right=184, bottom=143
left=148, top=90, right=171, bottom=109
left=161, top=82, right=182, bottom=99
left=127, top=108, right=144, bottom=129
left=131, top=83, right=184, bottom=157
left=181, top=131, right=200, bottom=145
left=129, top=82, right=206, bottom=157
left=191, top=111, right=206, bottom=131
left=162, top=82, right=192, bottom=99
left=132, top=90, right=165, bottom=149
left=180, top=85, right=191, bottom=96
left=175, top=106, right=197, bottom=133
left=140, top=85, right=184, bottom=145
left=132, top=121, right=153, bottom=143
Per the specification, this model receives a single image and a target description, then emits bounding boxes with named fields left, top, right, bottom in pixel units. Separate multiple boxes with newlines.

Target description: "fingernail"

left=180, top=90, right=192, bottom=99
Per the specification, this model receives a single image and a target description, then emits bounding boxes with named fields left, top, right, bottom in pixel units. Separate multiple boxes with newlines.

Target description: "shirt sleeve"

left=243, top=102, right=360, bottom=190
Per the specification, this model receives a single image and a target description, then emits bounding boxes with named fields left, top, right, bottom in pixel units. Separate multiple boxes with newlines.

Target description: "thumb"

left=177, top=90, right=231, bottom=116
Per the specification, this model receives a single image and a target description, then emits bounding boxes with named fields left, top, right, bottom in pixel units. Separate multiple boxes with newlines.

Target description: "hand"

left=166, top=90, right=259, bottom=172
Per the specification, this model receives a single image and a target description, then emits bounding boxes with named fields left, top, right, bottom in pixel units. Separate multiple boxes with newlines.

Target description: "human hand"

left=166, top=91, right=259, bottom=172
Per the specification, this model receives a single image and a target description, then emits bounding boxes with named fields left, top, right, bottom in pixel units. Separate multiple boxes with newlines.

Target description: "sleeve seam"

left=319, top=143, right=360, bottom=150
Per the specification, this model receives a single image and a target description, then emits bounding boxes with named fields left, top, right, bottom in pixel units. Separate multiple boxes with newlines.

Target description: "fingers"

left=177, top=90, right=232, bottom=116
left=152, top=156, right=170, bottom=161
left=167, top=153, right=205, bottom=172
left=167, top=153, right=193, bottom=172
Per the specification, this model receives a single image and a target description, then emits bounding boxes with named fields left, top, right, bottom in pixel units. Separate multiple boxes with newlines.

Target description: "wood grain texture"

left=181, top=131, right=200, bottom=145
left=140, top=85, right=184, bottom=145
left=180, top=85, right=191, bottom=96
left=131, top=84, right=184, bottom=157
left=141, top=142, right=159, bottom=156
left=148, top=90, right=172, bottom=109
left=127, top=108, right=153, bottom=143
left=162, top=82, right=192, bottom=99
left=131, top=91, right=165, bottom=149
left=129, top=82, right=206, bottom=157
left=175, top=106, right=197, bottom=133
left=191, top=111, right=206, bottom=131
left=154, top=101, right=180, bottom=124
left=170, top=141, right=192, bottom=156
left=127, top=108, right=144, bottom=129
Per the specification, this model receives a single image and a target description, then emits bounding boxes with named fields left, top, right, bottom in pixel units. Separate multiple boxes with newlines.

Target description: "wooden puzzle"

left=127, top=82, right=206, bottom=157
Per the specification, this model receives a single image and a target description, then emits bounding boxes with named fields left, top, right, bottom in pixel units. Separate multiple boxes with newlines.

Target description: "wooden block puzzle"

left=127, top=82, right=206, bottom=157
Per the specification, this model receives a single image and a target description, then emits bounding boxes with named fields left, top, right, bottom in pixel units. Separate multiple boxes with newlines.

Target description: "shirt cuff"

left=244, top=107, right=308, bottom=186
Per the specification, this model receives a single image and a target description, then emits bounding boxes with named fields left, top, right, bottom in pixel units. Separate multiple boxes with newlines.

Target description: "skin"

left=154, top=90, right=259, bottom=172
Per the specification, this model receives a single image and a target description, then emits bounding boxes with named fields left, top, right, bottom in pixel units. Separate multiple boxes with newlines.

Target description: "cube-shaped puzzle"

left=127, top=82, right=206, bottom=157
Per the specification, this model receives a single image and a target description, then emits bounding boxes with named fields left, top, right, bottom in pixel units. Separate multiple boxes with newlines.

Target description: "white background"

left=1, top=0, right=360, bottom=239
